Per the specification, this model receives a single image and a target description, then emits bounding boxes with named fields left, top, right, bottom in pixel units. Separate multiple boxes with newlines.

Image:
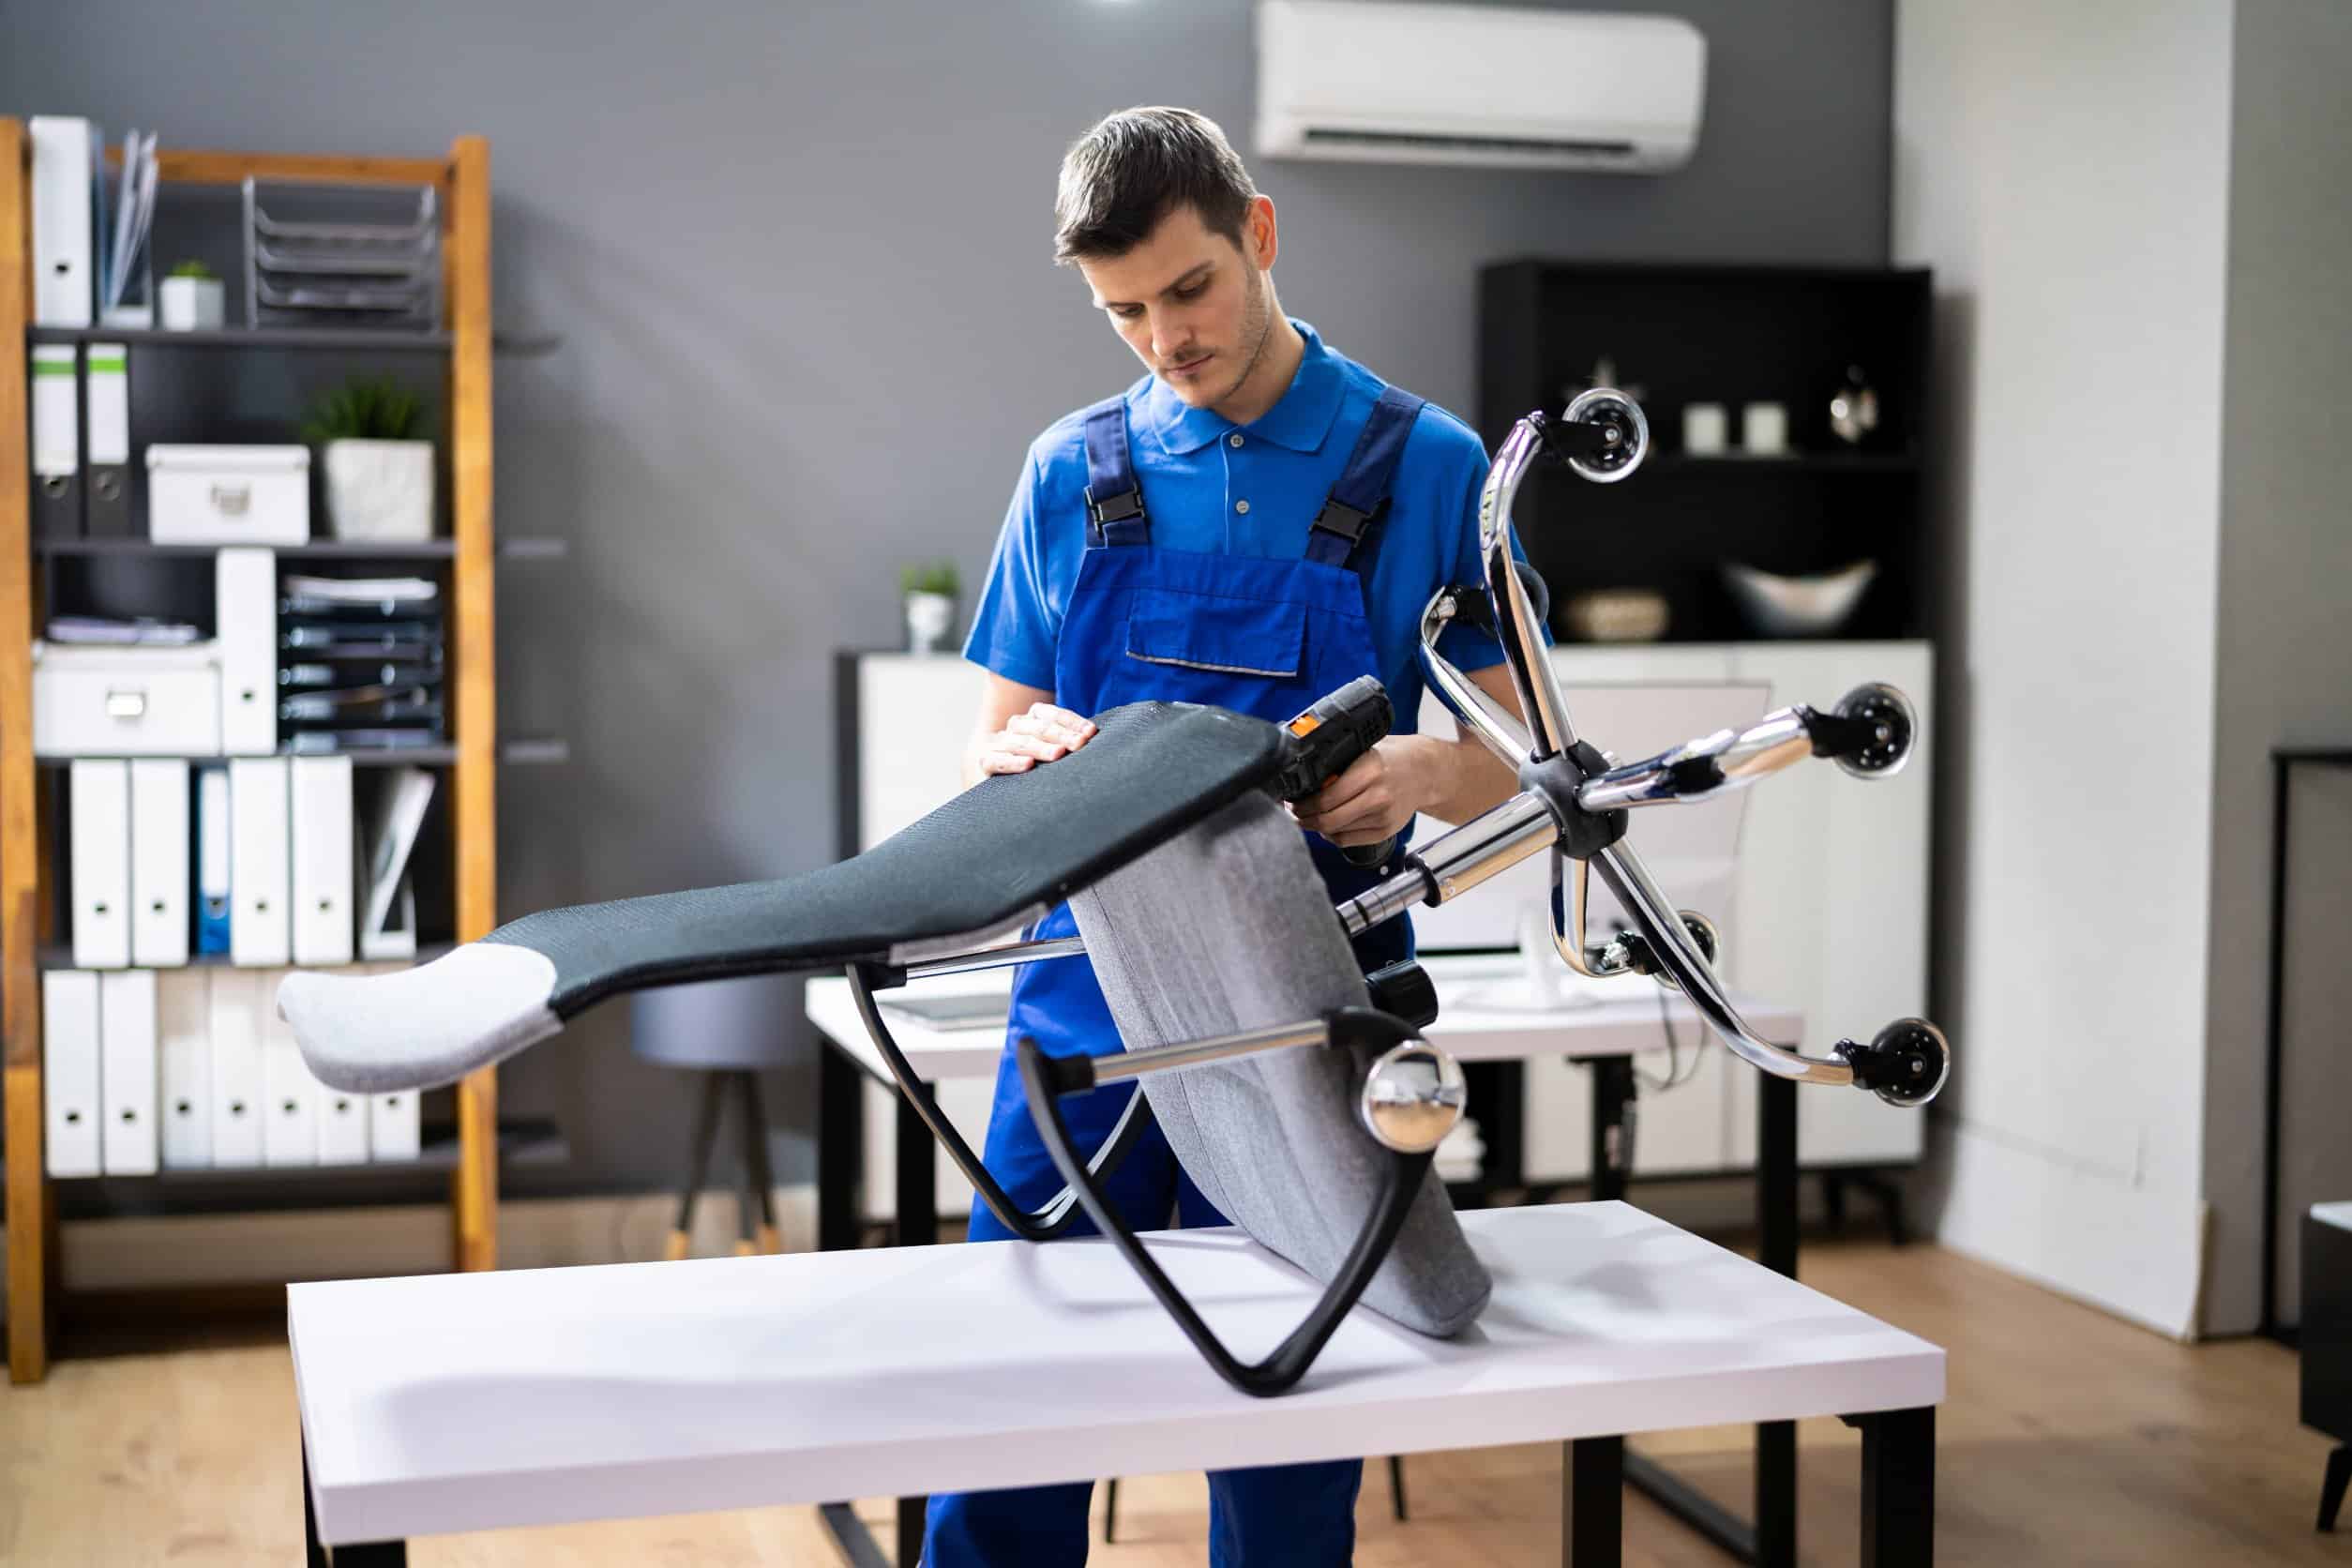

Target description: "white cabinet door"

left=855, top=655, right=987, bottom=851
left=1722, top=641, right=1933, bottom=1168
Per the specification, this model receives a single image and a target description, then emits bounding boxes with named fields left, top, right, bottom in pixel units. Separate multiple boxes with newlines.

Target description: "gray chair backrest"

left=1072, top=792, right=1491, bottom=1338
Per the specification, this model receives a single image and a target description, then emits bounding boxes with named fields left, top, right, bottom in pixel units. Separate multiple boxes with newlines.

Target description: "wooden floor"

left=1, top=1229, right=2343, bottom=1566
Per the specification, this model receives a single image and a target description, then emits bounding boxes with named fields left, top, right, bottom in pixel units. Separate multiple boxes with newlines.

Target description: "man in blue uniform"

left=928, top=107, right=1533, bottom=1567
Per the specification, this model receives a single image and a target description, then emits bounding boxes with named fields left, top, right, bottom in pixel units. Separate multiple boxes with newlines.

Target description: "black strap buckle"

left=1312, top=497, right=1372, bottom=542
left=1085, top=485, right=1146, bottom=526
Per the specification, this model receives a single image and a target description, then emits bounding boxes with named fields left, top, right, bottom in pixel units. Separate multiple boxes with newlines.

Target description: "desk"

left=807, top=953, right=1813, bottom=1563
left=292, top=1201, right=1941, bottom=1566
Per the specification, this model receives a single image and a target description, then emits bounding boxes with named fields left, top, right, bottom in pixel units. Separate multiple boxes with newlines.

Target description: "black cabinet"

left=1480, top=262, right=1932, bottom=645
left=2307, top=1206, right=2352, bottom=1530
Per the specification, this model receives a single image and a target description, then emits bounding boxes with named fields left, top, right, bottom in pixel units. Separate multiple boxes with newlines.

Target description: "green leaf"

left=300, top=374, right=431, bottom=443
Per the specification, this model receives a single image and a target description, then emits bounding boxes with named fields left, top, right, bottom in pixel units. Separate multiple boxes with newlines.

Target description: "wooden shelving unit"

left=2, top=127, right=507, bottom=1382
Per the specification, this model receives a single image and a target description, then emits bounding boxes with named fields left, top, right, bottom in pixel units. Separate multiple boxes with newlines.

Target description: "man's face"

left=1078, top=200, right=1275, bottom=412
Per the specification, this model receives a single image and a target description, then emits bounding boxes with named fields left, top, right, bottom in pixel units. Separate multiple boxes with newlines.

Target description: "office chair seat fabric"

left=1070, top=791, right=1493, bottom=1337
left=279, top=700, right=1285, bottom=1093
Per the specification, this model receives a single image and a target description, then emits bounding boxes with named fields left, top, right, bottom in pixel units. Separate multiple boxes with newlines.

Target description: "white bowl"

left=1721, top=559, right=1877, bottom=638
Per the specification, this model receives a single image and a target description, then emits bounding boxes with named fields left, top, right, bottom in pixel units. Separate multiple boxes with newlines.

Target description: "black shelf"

left=29, top=324, right=450, bottom=352
left=25, top=324, right=561, bottom=355
left=33, top=536, right=569, bottom=561
left=1482, top=260, right=1934, bottom=645
left=53, top=1118, right=570, bottom=1219
left=38, top=942, right=457, bottom=972
left=35, top=738, right=568, bottom=769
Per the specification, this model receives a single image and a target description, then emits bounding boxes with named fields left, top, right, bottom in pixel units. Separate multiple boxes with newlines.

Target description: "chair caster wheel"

left=1837, top=1018, right=1950, bottom=1107
left=1561, top=388, right=1648, bottom=484
left=1679, top=910, right=1721, bottom=968
left=1651, top=910, right=1722, bottom=993
left=1832, top=683, right=1917, bottom=780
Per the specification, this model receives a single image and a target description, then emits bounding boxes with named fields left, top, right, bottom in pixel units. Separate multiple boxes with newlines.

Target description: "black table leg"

left=2321, top=1444, right=2350, bottom=1532
left=895, top=1084, right=939, bottom=1248
left=818, top=1039, right=863, bottom=1253
left=1755, top=1073, right=1799, bottom=1566
left=1854, top=1406, right=1935, bottom=1566
left=1610, top=1062, right=1802, bottom=1566
left=885, top=1081, right=940, bottom=1553
left=819, top=1501, right=896, bottom=1568
left=1588, top=1056, right=1635, bottom=1204
left=1566, top=1435, right=1624, bottom=1566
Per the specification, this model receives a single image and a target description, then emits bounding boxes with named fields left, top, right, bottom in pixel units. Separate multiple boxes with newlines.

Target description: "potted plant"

left=302, top=376, right=434, bottom=543
left=901, top=560, right=959, bottom=654
left=158, top=259, right=225, bottom=331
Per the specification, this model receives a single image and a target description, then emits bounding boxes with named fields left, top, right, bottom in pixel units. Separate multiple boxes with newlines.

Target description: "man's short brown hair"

left=1053, top=107, right=1259, bottom=264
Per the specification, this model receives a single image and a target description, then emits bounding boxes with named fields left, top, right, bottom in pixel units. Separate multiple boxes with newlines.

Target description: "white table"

left=292, top=1201, right=1941, bottom=1566
left=807, top=955, right=1806, bottom=1247
left=807, top=952, right=1815, bottom=1563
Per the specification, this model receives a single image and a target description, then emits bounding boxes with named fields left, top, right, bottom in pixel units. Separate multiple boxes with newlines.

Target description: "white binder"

left=229, top=757, right=292, bottom=966
left=291, top=755, right=355, bottom=965
left=129, top=758, right=191, bottom=967
left=69, top=759, right=131, bottom=970
left=369, top=1090, right=423, bottom=1163
left=157, top=969, right=212, bottom=1168
left=43, top=970, right=103, bottom=1177
left=216, top=547, right=279, bottom=755
left=30, top=343, right=80, bottom=536
left=99, top=968, right=159, bottom=1175
left=29, top=116, right=93, bottom=327
left=366, top=962, right=424, bottom=1162
left=261, top=970, right=318, bottom=1167
left=206, top=968, right=264, bottom=1167
left=317, top=989, right=371, bottom=1165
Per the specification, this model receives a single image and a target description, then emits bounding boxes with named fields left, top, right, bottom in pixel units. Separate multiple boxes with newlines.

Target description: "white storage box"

left=34, top=641, right=224, bottom=757
left=146, top=445, right=310, bottom=545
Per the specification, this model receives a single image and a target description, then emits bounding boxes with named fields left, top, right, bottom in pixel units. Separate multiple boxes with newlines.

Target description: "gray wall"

left=8, top=0, right=1894, bottom=1192
left=2198, top=0, right=2352, bottom=1336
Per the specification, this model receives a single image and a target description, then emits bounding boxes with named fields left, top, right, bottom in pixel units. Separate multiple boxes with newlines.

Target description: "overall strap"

left=1305, top=385, right=1426, bottom=571
left=1079, top=395, right=1150, bottom=548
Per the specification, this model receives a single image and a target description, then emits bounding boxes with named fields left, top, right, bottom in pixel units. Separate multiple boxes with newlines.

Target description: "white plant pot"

left=323, top=439, right=435, bottom=542
left=158, top=276, right=226, bottom=331
left=905, top=592, right=957, bottom=654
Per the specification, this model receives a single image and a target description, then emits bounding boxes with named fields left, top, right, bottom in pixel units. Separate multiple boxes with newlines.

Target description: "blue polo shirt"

left=963, top=319, right=1524, bottom=733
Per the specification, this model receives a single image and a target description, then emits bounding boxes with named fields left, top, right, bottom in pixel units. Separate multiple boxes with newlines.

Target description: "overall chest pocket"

left=1124, top=588, right=1306, bottom=679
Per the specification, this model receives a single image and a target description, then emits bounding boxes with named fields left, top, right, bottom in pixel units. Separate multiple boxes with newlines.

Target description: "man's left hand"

left=1289, top=736, right=1433, bottom=848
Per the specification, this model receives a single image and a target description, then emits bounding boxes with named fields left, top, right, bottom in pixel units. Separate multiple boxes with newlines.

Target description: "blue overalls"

left=922, top=387, right=1426, bottom=1568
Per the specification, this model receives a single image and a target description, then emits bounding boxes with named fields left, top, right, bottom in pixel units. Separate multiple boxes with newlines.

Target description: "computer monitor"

left=1407, top=673, right=1770, bottom=997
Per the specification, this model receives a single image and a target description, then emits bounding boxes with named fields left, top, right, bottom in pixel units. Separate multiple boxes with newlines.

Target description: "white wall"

left=2199, top=0, right=2352, bottom=1335
left=1893, top=0, right=2236, bottom=1336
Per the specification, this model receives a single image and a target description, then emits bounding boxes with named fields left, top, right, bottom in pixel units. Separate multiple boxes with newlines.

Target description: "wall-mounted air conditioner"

left=1256, top=1, right=1707, bottom=173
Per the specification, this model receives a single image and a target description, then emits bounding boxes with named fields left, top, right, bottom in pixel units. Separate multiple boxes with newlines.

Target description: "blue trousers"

left=921, top=1063, right=1363, bottom=1567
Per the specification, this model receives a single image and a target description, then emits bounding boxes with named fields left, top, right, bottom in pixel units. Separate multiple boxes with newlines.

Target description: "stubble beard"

left=1216, top=266, right=1274, bottom=409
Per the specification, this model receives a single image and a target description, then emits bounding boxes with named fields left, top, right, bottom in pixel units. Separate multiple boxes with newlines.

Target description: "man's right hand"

left=970, top=701, right=1096, bottom=780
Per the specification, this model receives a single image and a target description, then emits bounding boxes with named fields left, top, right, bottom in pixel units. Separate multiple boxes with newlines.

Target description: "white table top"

left=2315, top=1201, right=2352, bottom=1233
left=291, top=1200, right=1940, bottom=1546
left=804, top=952, right=1803, bottom=1082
